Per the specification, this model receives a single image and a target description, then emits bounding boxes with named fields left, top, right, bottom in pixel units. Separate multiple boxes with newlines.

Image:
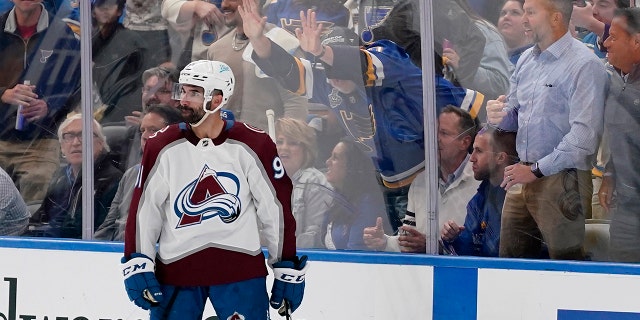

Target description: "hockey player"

left=121, top=60, right=307, bottom=319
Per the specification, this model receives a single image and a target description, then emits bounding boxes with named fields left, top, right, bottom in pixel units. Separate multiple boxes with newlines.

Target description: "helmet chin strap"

left=189, top=111, right=211, bottom=128
left=190, top=99, right=225, bottom=128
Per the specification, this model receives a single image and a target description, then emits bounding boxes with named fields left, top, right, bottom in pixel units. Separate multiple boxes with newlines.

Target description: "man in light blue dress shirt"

left=486, top=0, right=608, bottom=260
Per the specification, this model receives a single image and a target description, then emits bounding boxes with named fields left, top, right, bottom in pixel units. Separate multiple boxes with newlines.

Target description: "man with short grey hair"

left=486, top=0, right=608, bottom=260
left=599, top=7, right=640, bottom=262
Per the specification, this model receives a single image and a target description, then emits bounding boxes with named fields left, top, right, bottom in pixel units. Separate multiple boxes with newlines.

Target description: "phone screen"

left=443, top=39, right=452, bottom=51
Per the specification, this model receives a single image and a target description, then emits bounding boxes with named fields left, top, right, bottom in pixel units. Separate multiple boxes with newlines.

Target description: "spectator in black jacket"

left=29, top=113, right=123, bottom=239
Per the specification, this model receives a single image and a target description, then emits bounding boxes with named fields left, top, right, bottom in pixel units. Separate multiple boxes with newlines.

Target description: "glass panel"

left=0, top=1, right=83, bottom=238
left=432, top=0, right=635, bottom=265
left=253, top=0, right=424, bottom=251
left=3, top=0, right=635, bottom=268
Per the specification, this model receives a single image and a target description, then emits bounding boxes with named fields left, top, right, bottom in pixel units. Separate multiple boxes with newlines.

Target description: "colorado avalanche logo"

left=174, top=165, right=241, bottom=228
left=227, top=312, right=245, bottom=320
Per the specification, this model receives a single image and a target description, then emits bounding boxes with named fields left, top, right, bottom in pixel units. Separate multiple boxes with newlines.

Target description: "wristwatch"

left=531, top=162, right=544, bottom=178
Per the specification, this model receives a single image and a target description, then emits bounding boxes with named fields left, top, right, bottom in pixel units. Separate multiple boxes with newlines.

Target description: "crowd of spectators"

left=2, top=0, right=640, bottom=265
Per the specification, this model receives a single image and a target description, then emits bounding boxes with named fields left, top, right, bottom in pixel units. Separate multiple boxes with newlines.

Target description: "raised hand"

left=194, top=1, right=224, bottom=28
left=295, top=9, right=323, bottom=56
left=486, top=95, right=507, bottom=125
left=239, top=0, right=266, bottom=41
left=363, top=217, right=387, bottom=251
left=442, top=47, right=460, bottom=69
left=571, top=2, right=596, bottom=30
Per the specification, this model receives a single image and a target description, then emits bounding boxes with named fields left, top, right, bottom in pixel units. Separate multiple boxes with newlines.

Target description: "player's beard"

left=179, top=104, right=206, bottom=124
left=473, top=167, right=490, bottom=181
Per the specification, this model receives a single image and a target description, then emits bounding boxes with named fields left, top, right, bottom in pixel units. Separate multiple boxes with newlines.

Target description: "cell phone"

left=573, top=0, right=587, bottom=7
left=443, top=38, right=452, bottom=51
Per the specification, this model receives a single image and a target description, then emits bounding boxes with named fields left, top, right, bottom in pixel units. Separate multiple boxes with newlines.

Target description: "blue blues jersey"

left=253, top=39, right=485, bottom=184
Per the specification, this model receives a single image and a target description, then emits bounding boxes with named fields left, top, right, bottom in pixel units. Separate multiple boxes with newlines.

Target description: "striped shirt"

left=498, top=32, right=608, bottom=175
left=0, top=167, right=30, bottom=236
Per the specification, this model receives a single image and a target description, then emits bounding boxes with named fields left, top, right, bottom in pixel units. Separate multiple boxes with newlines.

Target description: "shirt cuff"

left=384, top=234, right=401, bottom=252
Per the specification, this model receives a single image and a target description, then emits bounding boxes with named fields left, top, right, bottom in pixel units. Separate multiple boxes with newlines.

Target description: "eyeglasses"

left=61, top=132, right=100, bottom=143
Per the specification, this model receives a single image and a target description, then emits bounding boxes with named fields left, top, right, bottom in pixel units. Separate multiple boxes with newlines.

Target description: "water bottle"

left=15, top=80, right=30, bottom=131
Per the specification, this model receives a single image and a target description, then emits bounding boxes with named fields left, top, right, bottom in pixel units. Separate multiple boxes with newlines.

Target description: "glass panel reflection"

left=3, top=0, right=636, bottom=268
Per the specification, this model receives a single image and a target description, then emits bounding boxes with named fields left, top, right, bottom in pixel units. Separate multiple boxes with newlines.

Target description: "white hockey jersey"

left=124, top=121, right=297, bottom=286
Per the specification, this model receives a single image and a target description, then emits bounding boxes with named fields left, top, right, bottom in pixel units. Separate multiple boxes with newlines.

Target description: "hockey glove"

left=121, top=253, right=163, bottom=310
left=270, top=255, right=309, bottom=313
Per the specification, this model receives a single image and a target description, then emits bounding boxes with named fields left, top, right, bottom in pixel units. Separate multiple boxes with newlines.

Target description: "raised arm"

left=239, top=0, right=272, bottom=58
left=162, top=0, right=223, bottom=30
left=296, top=9, right=334, bottom=66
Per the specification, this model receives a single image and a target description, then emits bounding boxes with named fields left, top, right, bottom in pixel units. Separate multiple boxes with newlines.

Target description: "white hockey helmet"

left=176, top=60, right=235, bottom=114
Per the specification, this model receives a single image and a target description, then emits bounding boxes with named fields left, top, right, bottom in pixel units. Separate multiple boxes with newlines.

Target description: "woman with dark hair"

left=498, top=0, right=533, bottom=65
left=323, top=139, right=392, bottom=250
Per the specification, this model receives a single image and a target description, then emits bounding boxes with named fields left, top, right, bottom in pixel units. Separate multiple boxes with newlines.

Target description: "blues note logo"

left=360, top=5, right=393, bottom=44
left=40, top=49, right=53, bottom=63
left=174, top=165, right=241, bottom=228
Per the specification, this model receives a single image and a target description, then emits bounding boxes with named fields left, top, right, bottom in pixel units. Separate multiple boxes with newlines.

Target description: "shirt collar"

left=627, top=63, right=640, bottom=82
left=4, top=3, right=49, bottom=34
left=532, top=31, right=573, bottom=60
left=440, top=154, right=471, bottom=188
left=65, top=165, right=76, bottom=185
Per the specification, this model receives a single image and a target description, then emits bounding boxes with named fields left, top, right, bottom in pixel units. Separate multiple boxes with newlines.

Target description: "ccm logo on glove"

left=123, top=261, right=149, bottom=276
left=121, top=254, right=164, bottom=310
left=277, top=271, right=305, bottom=283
